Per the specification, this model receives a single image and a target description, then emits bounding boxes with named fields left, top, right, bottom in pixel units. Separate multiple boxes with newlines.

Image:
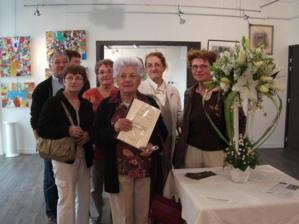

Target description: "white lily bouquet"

left=205, top=37, right=283, bottom=172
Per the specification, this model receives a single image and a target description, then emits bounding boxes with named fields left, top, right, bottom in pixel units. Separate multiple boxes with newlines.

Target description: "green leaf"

left=224, top=91, right=237, bottom=143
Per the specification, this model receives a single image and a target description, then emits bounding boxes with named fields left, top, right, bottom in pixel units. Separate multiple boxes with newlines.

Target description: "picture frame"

left=249, top=24, right=274, bottom=55
left=207, top=39, right=239, bottom=55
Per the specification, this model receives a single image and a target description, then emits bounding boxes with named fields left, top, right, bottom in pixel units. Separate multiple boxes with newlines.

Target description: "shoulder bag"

left=37, top=102, right=76, bottom=162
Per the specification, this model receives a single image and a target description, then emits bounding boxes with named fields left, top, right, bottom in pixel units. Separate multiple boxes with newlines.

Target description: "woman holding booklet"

left=93, top=57, right=167, bottom=224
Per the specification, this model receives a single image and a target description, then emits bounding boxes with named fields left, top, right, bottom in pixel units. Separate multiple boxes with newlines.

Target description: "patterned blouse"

left=111, top=100, right=150, bottom=179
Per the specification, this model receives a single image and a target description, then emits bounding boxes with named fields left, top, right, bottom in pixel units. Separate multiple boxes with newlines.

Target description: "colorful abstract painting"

left=0, top=36, right=31, bottom=77
left=46, top=30, right=87, bottom=61
left=0, top=82, right=35, bottom=108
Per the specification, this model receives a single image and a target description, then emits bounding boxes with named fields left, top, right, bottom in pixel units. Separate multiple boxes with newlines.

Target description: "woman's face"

left=116, top=66, right=141, bottom=95
left=191, top=58, right=212, bottom=83
left=145, top=56, right=165, bottom=82
left=63, top=73, right=84, bottom=93
left=97, top=64, right=113, bottom=86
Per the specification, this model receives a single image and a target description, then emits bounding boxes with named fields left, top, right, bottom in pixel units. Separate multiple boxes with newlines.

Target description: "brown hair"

left=64, top=49, right=81, bottom=60
left=63, top=65, right=87, bottom=81
left=187, top=49, right=216, bottom=67
left=145, top=51, right=167, bottom=68
left=94, top=59, right=113, bottom=75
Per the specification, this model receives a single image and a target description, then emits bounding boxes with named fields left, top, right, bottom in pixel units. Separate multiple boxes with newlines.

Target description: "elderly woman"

left=37, top=65, right=94, bottom=224
left=139, top=51, right=182, bottom=197
left=174, top=50, right=228, bottom=169
left=139, top=52, right=182, bottom=171
left=82, top=59, right=117, bottom=224
left=93, top=57, right=167, bottom=224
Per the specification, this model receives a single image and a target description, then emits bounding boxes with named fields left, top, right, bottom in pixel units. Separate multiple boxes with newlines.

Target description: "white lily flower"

left=232, top=73, right=258, bottom=102
left=255, top=61, right=264, bottom=70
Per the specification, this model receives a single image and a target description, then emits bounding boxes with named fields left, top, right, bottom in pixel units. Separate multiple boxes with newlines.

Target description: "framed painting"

left=0, top=82, right=35, bottom=108
left=46, top=30, right=87, bottom=62
left=207, top=39, right=239, bottom=55
left=0, top=36, right=31, bottom=77
left=249, top=24, right=274, bottom=54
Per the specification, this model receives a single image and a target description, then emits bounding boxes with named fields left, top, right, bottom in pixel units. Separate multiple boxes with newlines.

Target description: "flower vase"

left=229, top=167, right=251, bottom=184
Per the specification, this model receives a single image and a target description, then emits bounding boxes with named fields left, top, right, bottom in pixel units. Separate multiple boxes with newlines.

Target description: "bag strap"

left=61, top=101, right=75, bottom=125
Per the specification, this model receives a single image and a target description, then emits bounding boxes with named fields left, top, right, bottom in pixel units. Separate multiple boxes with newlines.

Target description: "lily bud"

left=260, top=76, right=273, bottom=82
left=220, top=77, right=231, bottom=84
left=237, top=50, right=246, bottom=65
left=258, top=85, right=269, bottom=93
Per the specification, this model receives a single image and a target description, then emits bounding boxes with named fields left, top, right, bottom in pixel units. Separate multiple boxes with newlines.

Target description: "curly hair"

left=187, top=49, right=216, bottom=67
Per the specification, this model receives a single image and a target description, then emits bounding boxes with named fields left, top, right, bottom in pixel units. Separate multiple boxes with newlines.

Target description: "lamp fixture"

left=177, top=4, right=186, bottom=24
left=33, top=6, right=41, bottom=16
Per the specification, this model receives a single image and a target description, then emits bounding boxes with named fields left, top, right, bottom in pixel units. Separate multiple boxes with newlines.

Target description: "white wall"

left=0, top=0, right=298, bottom=154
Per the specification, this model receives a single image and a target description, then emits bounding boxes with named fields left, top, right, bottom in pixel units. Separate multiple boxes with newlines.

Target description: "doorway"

left=96, top=41, right=201, bottom=102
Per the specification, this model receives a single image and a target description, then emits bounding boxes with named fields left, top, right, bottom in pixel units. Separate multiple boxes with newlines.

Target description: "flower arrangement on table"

left=204, top=37, right=283, bottom=172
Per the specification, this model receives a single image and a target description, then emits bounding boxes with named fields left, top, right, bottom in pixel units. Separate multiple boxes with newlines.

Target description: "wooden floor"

left=0, top=154, right=111, bottom=224
left=0, top=148, right=299, bottom=224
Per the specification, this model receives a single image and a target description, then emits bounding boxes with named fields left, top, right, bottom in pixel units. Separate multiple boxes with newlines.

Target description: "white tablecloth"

left=173, top=165, right=299, bottom=224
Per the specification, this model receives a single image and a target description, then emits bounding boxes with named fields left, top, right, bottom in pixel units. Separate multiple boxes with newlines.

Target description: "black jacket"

left=37, top=89, right=94, bottom=167
left=30, top=77, right=53, bottom=130
left=93, top=91, right=168, bottom=193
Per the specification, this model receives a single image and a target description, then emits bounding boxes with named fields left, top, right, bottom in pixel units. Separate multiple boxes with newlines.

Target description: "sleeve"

left=30, top=86, right=44, bottom=130
left=176, top=89, right=183, bottom=128
left=37, top=98, right=70, bottom=139
left=92, top=98, right=117, bottom=147
left=148, top=97, right=168, bottom=146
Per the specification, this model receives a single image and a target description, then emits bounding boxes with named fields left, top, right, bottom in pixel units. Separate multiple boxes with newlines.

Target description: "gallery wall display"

left=46, top=30, right=87, bottom=61
left=207, top=39, right=239, bottom=55
left=0, top=36, right=31, bottom=77
left=249, top=24, right=274, bottom=55
left=0, top=82, right=35, bottom=108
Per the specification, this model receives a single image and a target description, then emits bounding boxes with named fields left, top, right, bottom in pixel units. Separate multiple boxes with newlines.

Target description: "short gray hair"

left=49, top=51, right=68, bottom=64
left=113, top=57, right=145, bottom=78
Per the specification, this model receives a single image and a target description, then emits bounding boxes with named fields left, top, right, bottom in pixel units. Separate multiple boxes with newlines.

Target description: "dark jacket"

left=174, top=84, right=246, bottom=168
left=93, top=91, right=168, bottom=193
left=30, top=77, right=53, bottom=130
left=36, top=89, right=94, bottom=167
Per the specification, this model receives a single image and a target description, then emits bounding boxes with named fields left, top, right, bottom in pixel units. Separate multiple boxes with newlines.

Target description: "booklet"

left=266, top=182, right=299, bottom=198
left=117, top=98, right=161, bottom=149
left=185, top=171, right=216, bottom=180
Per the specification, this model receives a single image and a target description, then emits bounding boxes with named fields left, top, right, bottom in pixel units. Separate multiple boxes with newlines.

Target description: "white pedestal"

left=4, top=121, right=19, bottom=157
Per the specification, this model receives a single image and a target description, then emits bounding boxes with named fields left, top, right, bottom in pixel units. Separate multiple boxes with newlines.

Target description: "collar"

left=52, top=74, right=62, bottom=83
left=148, top=78, right=166, bottom=92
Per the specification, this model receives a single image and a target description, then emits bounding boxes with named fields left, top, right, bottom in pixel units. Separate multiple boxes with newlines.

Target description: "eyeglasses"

left=146, top=63, right=163, bottom=69
left=117, top=73, right=139, bottom=79
left=65, top=76, right=84, bottom=82
left=98, top=70, right=112, bottom=75
left=53, top=60, right=68, bottom=65
left=191, top=64, right=209, bottom=70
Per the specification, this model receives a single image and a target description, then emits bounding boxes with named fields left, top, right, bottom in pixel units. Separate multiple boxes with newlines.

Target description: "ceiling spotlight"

left=34, top=8, right=41, bottom=16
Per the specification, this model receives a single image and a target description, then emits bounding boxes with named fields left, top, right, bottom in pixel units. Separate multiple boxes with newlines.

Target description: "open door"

left=285, top=45, right=299, bottom=149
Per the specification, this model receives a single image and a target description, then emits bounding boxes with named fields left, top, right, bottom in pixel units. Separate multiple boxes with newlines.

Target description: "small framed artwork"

left=249, top=24, right=274, bottom=54
left=207, top=39, right=239, bottom=55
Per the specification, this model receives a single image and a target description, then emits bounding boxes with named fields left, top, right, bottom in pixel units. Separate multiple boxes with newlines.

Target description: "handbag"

left=149, top=195, right=184, bottom=224
left=37, top=102, right=76, bottom=162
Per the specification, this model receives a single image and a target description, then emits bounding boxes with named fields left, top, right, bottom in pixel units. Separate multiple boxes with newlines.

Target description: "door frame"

left=95, top=40, right=201, bottom=88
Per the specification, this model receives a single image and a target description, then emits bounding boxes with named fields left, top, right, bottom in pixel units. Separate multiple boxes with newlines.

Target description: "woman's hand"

left=139, top=143, right=154, bottom=157
left=75, top=131, right=90, bottom=146
left=114, top=118, right=133, bottom=132
left=69, top=125, right=83, bottom=139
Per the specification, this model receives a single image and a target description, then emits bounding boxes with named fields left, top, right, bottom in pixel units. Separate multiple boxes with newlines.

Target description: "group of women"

left=36, top=49, right=228, bottom=224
